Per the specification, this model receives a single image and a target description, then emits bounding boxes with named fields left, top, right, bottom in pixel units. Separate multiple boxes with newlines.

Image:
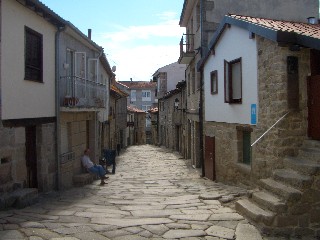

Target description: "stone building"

left=152, top=62, right=186, bottom=99
left=178, top=0, right=319, bottom=173
left=198, top=14, right=320, bottom=237
left=58, top=28, right=113, bottom=190
left=108, top=84, right=128, bottom=152
left=127, top=107, right=146, bottom=145
left=147, top=108, right=159, bottom=146
left=158, top=81, right=187, bottom=155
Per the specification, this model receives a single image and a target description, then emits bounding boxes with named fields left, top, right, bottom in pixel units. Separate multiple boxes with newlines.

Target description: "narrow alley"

left=0, top=145, right=294, bottom=240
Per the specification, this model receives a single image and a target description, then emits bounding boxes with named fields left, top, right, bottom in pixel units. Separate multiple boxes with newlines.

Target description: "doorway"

left=25, top=126, right=38, bottom=188
left=204, top=136, right=216, bottom=181
left=307, top=75, right=320, bottom=140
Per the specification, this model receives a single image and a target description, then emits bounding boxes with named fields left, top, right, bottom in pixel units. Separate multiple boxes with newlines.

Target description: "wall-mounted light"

left=174, top=98, right=186, bottom=112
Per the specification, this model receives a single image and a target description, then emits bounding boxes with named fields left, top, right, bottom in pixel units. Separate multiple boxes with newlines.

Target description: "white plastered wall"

left=203, top=25, right=258, bottom=125
left=1, top=0, right=56, bottom=120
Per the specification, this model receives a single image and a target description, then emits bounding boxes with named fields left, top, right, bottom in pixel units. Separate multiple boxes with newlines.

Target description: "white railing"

left=60, top=76, right=106, bottom=108
left=251, top=111, right=290, bottom=147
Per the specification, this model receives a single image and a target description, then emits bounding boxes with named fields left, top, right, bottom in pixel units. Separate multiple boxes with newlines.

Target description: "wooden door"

left=204, top=136, right=216, bottom=181
left=25, top=126, right=38, bottom=188
left=308, top=76, right=320, bottom=140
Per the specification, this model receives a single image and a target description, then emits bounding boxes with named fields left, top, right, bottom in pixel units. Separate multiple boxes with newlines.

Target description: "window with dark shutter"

left=224, top=57, right=242, bottom=103
left=25, top=26, right=43, bottom=82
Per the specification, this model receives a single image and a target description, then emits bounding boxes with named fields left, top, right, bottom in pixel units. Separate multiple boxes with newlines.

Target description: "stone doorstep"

left=73, top=173, right=94, bottom=187
left=252, top=191, right=287, bottom=214
left=273, top=169, right=313, bottom=190
left=259, top=178, right=302, bottom=202
left=0, top=181, right=24, bottom=193
left=235, top=198, right=275, bottom=226
left=0, top=188, right=38, bottom=209
left=299, top=147, right=320, bottom=164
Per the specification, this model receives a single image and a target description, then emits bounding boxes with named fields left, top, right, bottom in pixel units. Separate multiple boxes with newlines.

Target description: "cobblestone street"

left=0, top=145, right=295, bottom=239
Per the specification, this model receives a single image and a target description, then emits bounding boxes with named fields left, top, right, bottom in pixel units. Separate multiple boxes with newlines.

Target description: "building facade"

left=0, top=0, right=65, bottom=206
left=178, top=0, right=319, bottom=173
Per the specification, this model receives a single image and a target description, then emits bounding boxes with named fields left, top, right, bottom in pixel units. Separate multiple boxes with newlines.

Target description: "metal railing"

left=60, top=151, right=75, bottom=164
left=60, top=76, right=107, bottom=108
left=180, top=33, right=195, bottom=56
left=251, top=111, right=290, bottom=147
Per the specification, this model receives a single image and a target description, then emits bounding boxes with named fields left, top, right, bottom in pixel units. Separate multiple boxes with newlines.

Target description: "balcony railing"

left=60, top=76, right=107, bottom=109
left=178, top=33, right=195, bottom=64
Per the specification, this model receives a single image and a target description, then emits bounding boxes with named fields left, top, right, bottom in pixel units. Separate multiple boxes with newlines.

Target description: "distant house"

left=152, top=62, right=186, bottom=99
left=108, top=83, right=128, bottom=152
left=118, top=81, right=157, bottom=112
left=127, top=106, right=146, bottom=145
left=198, top=14, right=320, bottom=236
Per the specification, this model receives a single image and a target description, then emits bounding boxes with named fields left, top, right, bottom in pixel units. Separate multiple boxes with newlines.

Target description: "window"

left=131, top=90, right=136, bottom=101
left=142, top=105, right=151, bottom=112
left=224, top=58, right=242, bottom=103
left=210, top=70, right=218, bottom=94
left=196, top=3, right=200, bottom=30
left=237, top=127, right=252, bottom=165
left=142, top=90, right=151, bottom=101
left=25, top=27, right=43, bottom=82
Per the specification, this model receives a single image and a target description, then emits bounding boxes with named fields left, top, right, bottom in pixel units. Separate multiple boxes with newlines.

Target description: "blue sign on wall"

left=251, top=104, right=257, bottom=125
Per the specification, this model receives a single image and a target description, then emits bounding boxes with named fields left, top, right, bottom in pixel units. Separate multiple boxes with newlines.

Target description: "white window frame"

left=142, top=90, right=151, bottom=101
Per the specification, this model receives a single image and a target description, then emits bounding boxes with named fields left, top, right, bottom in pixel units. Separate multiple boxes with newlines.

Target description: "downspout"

left=199, top=0, right=205, bottom=177
left=55, top=26, right=65, bottom=191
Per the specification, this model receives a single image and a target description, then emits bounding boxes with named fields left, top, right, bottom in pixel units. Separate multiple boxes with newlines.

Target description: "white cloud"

left=95, top=14, right=185, bottom=81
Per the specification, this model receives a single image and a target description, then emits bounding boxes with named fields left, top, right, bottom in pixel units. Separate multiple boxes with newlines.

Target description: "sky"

left=40, top=0, right=185, bottom=82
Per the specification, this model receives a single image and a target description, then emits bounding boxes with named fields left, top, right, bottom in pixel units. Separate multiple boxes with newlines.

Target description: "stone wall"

left=37, top=123, right=56, bottom=192
left=254, top=37, right=309, bottom=177
left=60, top=112, right=95, bottom=189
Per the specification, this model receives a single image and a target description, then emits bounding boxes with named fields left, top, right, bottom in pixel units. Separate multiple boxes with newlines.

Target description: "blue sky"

left=40, top=0, right=185, bottom=81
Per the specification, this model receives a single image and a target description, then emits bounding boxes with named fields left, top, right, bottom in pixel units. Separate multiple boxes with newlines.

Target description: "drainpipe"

left=55, top=26, right=65, bottom=191
left=199, top=0, right=205, bottom=177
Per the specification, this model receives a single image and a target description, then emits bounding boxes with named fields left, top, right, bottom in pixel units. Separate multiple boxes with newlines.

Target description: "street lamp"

left=174, top=98, right=185, bottom=112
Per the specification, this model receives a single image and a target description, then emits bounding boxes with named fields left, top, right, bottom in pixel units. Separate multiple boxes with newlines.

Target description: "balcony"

left=178, top=34, right=195, bottom=64
left=60, top=76, right=107, bottom=109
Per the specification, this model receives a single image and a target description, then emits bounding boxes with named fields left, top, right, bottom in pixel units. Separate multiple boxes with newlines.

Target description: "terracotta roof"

left=229, top=14, right=320, bottom=39
left=148, top=107, right=158, bottom=113
left=118, top=81, right=157, bottom=89
left=198, top=14, right=320, bottom=70
left=127, top=106, right=146, bottom=113
left=111, top=85, right=129, bottom=98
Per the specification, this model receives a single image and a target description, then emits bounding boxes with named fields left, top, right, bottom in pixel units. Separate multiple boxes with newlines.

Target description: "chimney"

left=307, top=17, right=317, bottom=24
left=88, top=29, right=92, bottom=39
left=130, top=78, right=133, bottom=81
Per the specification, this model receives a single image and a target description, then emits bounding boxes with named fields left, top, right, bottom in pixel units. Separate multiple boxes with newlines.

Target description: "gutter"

left=55, top=26, right=65, bottom=191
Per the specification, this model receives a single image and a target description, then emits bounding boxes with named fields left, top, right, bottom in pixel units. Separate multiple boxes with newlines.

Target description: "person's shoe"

left=100, top=181, right=107, bottom=185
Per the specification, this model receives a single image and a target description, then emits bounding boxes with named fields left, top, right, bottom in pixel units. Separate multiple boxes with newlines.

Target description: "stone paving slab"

left=0, top=145, right=279, bottom=239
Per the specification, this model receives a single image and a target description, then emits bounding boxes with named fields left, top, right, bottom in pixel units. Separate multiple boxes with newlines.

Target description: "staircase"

left=235, top=140, right=320, bottom=237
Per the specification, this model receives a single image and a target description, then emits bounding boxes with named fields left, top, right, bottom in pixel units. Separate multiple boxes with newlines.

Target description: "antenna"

left=112, top=66, right=116, bottom=72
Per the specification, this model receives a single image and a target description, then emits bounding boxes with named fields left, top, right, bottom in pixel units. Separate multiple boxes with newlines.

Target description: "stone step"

left=252, top=191, right=287, bottom=213
left=283, top=157, right=320, bottom=175
left=259, top=178, right=302, bottom=202
left=73, top=173, right=94, bottom=187
left=273, top=169, right=313, bottom=190
left=235, top=199, right=275, bottom=226
left=11, top=188, right=38, bottom=208
left=302, top=140, right=320, bottom=149
left=0, top=188, right=39, bottom=209
left=298, top=147, right=320, bottom=164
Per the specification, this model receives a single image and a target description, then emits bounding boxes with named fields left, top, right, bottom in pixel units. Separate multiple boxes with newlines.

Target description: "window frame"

left=224, top=57, right=242, bottom=104
left=210, top=70, right=218, bottom=94
left=25, top=26, right=43, bottom=83
left=142, top=90, right=151, bottom=101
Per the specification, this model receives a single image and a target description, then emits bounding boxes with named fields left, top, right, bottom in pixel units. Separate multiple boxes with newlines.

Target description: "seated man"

left=81, top=148, right=109, bottom=185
